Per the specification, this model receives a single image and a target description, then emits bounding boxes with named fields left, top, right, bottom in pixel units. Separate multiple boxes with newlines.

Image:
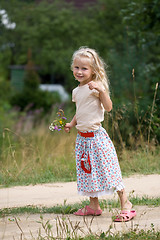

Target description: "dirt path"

left=0, top=174, right=160, bottom=239
left=1, top=174, right=160, bottom=208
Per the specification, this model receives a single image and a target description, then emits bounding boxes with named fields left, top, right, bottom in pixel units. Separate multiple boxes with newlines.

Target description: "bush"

left=0, top=79, right=12, bottom=105
left=10, top=89, right=60, bottom=113
left=10, top=66, right=61, bottom=113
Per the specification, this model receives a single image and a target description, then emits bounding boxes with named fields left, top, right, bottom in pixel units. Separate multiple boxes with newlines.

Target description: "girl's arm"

left=88, top=81, right=112, bottom=112
left=64, top=114, right=77, bottom=133
left=99, top=89, right=112, bottom=112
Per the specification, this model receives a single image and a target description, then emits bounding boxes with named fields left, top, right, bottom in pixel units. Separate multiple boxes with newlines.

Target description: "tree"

left=120, top=0, right=160, bottom=142
left=0, top=0, right=109, bottom=90
left=121, top=0, right=160, bottom=90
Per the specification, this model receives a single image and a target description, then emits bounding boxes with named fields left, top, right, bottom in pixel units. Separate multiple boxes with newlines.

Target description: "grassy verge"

left=2, top=209, right=160, bottom=240
left=1, top=125, right=160, bottom=187
left=0, top=127, right=77, bottom=187
left=3, top=214, right=160, bottom=240
left=1, top=196, right=160, bottom=218
left=120, top=146, right=160, bottom=177
left=87, top=229, right=160, bottom=240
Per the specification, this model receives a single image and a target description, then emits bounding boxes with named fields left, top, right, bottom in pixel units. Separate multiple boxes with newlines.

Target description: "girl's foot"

left=74, top=205, right=102, bottom=216
left=114, top=210, right=136, bottom=222
left=122, top=200, right=132, bottom=211
left=114, top=200, right=136, bottom=222
left=88, top=204, right=102, bottom=211
left=75, top=204, right=102, bottom=214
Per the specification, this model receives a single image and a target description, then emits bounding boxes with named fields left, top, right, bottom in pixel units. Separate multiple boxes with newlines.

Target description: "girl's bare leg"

left=79, top=197, right=101, bottom=213
left=88, top=197, right=101, bottom=210
left=88, top=189, right=132, bottom=211
left=80, top=189, right=131, bottom=213
left=117, top=189, right=132, bottom=210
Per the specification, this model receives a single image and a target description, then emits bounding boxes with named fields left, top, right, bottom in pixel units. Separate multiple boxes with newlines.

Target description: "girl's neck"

left=79, top=80, right=92, bottom=87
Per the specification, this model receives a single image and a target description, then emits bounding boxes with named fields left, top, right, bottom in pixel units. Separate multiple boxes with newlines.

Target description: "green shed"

left=9, top=65, right=26, bottom=92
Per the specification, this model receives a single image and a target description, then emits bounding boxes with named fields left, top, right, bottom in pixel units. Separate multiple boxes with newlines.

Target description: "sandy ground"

left=0, top=174, right=160, bottom=239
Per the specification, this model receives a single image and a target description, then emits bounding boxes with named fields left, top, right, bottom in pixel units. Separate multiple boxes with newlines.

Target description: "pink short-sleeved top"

left=72, top=83, right=105, bottom=131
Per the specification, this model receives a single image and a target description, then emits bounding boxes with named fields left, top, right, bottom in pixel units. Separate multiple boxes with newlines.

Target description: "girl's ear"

left=92, top=71, right=96, bottom=79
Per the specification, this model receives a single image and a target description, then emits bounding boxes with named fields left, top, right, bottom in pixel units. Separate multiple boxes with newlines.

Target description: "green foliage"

left=0, top=0, right=133, bottom=90
left=10, top=65, right=61, bottom=112
left=24, top=67, right=40, bottom=91
left=121, top=0, right=160, bottom=97
left=1, top=197, right=160, bottom=217
left=0, top=78, right=16, bottom=157
left=0, top=0, right=159, bottom=143
left=0, top=78, right=12, bottom=104
left=10, top=87, right=60, bottom=113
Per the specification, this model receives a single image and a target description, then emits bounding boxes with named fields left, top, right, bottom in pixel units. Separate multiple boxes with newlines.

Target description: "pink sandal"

left=74, top=205, right=102, bottom=216
left=114, top=210, right=136, bottom=222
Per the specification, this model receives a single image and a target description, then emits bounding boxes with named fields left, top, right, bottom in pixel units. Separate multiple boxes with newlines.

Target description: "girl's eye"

left=74, top=66, right=79, bottom=69
left=82, top=68, right=87, bottom=70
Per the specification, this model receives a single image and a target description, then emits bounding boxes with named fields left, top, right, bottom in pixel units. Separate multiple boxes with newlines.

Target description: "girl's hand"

left=88, top=81, right=112, bottom=112
left=64, top=114, right=77, bottom=133
left=64, top=123, right=71, bottom=133
left=88, top=81, right=103, bottom=92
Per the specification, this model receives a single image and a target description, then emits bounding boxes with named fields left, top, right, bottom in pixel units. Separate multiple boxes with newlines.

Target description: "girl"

left=64, top=47, right=136, bottom=222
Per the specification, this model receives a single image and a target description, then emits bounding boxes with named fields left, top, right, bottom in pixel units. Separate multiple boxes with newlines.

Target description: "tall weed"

left=0, top=88, right=160, bottom=187
left=1, top=124, right=77, bottom=186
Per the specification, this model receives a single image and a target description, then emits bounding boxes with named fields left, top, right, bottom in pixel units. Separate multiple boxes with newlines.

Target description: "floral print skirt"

left=75, top=127, right=125, bottom=198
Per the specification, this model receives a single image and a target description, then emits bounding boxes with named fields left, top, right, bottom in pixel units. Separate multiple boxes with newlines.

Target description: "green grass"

left=1, top=196, right=160, bottom=218
left=120, top=146, right=160, bottom=176
left=4, top=215, right=160, bottom=240
left=35, top=218, right=160, bottom=240
left=0, top=127, right=77, bottom=187
left=85, top=228, right=160, bottom=240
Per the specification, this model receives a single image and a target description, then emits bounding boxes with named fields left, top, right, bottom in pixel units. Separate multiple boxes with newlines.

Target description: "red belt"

left=78, top=131, right=94, bottom=138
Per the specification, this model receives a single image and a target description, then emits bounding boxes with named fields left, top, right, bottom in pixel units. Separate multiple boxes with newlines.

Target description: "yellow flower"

left=59, top=120, right=62, bottom=124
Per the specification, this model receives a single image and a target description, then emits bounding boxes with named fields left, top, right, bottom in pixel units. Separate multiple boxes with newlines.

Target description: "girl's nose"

left=78, top=69, right=82, bottom=74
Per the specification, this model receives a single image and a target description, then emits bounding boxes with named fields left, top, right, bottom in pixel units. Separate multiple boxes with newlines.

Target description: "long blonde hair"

left=71, top=46, right=110, bottom=94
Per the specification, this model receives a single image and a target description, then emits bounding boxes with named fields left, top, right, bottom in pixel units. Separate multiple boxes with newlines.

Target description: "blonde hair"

left=71, top=46, right=110, bottom=94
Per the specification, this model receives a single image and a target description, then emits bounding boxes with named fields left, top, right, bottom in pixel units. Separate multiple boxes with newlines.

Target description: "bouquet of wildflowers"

left=49, top=109, right=67, bottom=132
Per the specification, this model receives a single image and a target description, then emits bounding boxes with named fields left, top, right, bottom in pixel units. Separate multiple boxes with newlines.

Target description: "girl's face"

left=73, top=57, right=94, bottom=86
